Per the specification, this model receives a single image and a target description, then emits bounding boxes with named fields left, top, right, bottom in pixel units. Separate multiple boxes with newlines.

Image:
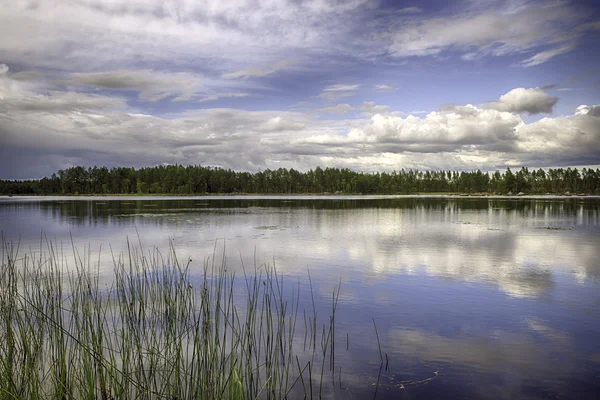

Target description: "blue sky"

left=0, top=0, right=599, bottom=179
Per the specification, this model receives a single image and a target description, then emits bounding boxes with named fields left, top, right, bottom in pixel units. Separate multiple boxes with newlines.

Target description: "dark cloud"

left=587, top=105, right=600, bottom=117
left=67, top=70, right=204, bottom=102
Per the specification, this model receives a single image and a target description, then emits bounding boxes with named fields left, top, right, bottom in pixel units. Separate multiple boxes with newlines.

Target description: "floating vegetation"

left=540, top=226, right=572, bottom=230
left=254, top=225, right=281, bottom=230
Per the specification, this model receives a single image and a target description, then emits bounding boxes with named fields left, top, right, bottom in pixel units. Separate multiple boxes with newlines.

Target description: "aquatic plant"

left=0, top=237, right=346, bottom=399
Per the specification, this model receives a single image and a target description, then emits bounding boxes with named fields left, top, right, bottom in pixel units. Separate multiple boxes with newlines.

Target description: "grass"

left=0, top=236, right=353, bottom=399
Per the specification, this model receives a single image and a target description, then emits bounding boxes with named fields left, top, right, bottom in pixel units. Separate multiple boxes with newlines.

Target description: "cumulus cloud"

left=487, top=88, right=558, bottom=114
left=1, top=65, right=599, bottom=179
left=288, top=99, right=599, bottom=170
left=576, top=105, right=600, bottom=117
left=346, top=105, right=522, bottom=152
left=514, top=108, right=600, bottom=163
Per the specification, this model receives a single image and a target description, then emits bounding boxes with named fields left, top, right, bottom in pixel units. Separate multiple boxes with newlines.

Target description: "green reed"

left=0, top=237, right=348, bottom=400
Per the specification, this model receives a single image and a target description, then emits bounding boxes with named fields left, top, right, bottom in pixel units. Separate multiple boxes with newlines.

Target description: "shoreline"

left=2, top=192, right=598, bottom=199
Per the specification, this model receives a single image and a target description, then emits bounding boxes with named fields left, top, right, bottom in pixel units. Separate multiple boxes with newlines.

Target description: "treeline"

left=1, top=165, right=599, bottom=195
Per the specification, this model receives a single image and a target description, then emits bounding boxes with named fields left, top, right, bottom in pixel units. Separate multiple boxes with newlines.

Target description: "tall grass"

left=0, top=237, right=347, bottom=399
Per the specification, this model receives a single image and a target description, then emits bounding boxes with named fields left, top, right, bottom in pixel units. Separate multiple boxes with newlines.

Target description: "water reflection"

left=1, top=195, right=600, bottom=399
left=1, top=196, right=599, bottom=292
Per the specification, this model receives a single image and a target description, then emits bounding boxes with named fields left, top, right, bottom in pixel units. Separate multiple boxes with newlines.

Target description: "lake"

left=1, top=195, right=600, bottom=399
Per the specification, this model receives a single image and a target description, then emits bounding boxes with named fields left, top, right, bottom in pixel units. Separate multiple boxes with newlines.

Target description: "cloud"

left=397, top=7, right=423, bottom=15
left=344, top=105, right=522, bottom=152
left=0, top=1, right=368, bottom=76
left=322, top=84, right=361, bottom=92
left=222, top=61, right=289, bottom=79
left=575, top=105, right=600, bottom=117
left=68, top=70, right=204, bottom=102
left=588, top=106, right=600, bottom=117
left=257, top=116, right=306, bottom=132
left=386, top=327, right=569, bottom=383
left=319, top=104, right=353, bottom=114
left=197, top=93, right=250, bottom=103
left=513, top=106, right=600, bottom=160
left=521, top=44, right=576, bottom=67
left=487, top=88, right=558, bottom=115
left=289, top=99, right=600, bottom=170
left=0, top=67, right=127, bottom=113
left=318, top=84, right=361, bottom=101
left=361, top=101, right=389, bottom=116
left=1, top=71, right=599, bottom=179
left=374, top=84, right=395, bottom=92
left=388, top=2, right=595, bottom=66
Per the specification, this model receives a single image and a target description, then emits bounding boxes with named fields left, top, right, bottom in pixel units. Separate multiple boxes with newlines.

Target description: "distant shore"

left=2, top=192, right=596, bottom=198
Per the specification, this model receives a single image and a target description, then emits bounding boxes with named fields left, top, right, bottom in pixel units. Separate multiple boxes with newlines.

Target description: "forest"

left=1, top=165, right=599, bottom=195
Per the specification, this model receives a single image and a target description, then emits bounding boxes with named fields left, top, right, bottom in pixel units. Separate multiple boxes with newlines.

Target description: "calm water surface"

left=1, top=195, right=600, bottom=399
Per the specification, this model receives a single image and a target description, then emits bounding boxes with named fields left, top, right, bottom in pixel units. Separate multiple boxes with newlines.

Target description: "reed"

left=0, top=237, right=349, bottom=399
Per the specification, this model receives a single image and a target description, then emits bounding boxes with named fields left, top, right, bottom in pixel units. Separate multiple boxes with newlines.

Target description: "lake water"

left=1, top=195, right=600, bottom=399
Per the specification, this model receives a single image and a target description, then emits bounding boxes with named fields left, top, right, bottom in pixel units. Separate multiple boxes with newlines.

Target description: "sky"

left=0, top=0, right=599, bottom=179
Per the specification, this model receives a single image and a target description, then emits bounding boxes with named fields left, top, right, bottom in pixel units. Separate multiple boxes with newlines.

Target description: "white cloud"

left=318, top=84, right=360, bottom=101
left=0, top=1, right=366, bottom=74
left=1, top=68, right=599, bottom=179
left=374, top=84, right=395, bottom=92
left=575, top=105, right=600, bottom=117
left=361, top=101, right=390, bottom=116
left=289, top=99, right=600, bottom=170
left=257, top=116, right=306, bottom=132
left=388, top=2, right=594, bottom=66
left=222, top=61, right=289, bottom=79
left=515, top=108, right=600, bottom=160
left=521, top=44, right=576, bottom=67
left=487, top=88, right=558, bottom=115
left=345, top=105, right=522, bottom=151
left=319, top=104, right=353, bottom=114
left=322, top=84, right=361, bottom=92
left=197, top=93, right=251, bottom=103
